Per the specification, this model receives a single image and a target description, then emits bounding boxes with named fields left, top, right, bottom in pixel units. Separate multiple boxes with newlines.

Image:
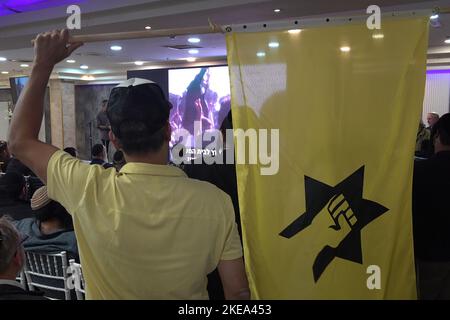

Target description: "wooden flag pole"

left=69, top=25, right=223, bottom=43
left=31, top=21, right=223, bottom=45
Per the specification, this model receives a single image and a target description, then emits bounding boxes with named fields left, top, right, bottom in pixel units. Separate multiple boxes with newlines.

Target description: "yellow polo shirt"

left=47, top=150, right=242, bottom=300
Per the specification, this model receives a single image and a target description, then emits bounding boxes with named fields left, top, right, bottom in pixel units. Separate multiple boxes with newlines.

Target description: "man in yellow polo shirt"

left=8, top=29, right=249, bottom=300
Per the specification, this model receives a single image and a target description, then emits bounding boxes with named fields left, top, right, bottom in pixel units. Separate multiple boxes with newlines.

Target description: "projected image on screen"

left=168, top=66, right=231, bottom=149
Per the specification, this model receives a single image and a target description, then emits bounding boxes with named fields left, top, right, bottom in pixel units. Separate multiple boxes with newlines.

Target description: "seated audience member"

left=415, top=120, right=431, bottom=158
left=413, top=113, right=450, bottom=300
left=0, top=140, right=11, bottom=173
left=8, top=30, right=248, bottom=300
left=14, top=186, right=78, bottom=261
left=63, top=147, right=77, bottom=158
left=112, top=150, right=126, bottom=171
left=90, top=144, right=114, bottom=169
left=0, top=217, right=47, bottom=300
left=0, top=173, right=33, bottom=221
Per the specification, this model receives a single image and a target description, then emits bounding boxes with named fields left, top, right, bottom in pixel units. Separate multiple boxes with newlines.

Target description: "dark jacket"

left=0, top=284, right=47, bottom=300
left=413, top=151, right=450, bottom=261
left=0, top=198, right=34, bottom=221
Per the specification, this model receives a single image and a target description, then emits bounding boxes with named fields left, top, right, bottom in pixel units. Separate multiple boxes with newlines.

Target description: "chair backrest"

left=15, top=270, right=27, bottom=289
left=69, top=259, right=85, bottom=300
left=24, top=251, right=71, bottom=300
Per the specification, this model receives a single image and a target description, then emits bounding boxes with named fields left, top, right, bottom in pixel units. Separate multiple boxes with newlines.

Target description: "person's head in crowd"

left=0, top=172, right=26, bottom=201
left=0, top=216, right=25, bottom=279
left=427, top=112, right=440, bottom=128
left=63, top=147, right=77, bottom=158
left=31, top=186, right=73, bottom=232
left=432, top=113, right=450, bottom=154
left=101, top=99, right=108, bottom=112
left=0, top=140, right=11, bottom=172
left=113, top=150, right=126, bottom=171
left=106, top=78, right=171, bottom=164
left=91, top=144, right=106, bottom=161
left=0, top=140, right=10, bottom=161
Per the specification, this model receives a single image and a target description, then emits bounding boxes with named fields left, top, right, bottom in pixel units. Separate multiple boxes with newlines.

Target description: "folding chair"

left=23, top=251, right=72, bottom=300
left=69, top=259, right=85, bottom=300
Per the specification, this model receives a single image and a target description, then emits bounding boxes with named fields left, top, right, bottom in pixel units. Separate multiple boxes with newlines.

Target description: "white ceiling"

left=0, top=0, right=449, bottom=86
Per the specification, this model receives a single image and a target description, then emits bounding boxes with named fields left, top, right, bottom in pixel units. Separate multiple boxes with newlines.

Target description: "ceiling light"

left=145, top=26, right=152, bottom=30
left=340, top=46, right=351, bottom=52
left=80, top=65, right=89, bottom=69
left=134, top=61, right=144, bottom=66
left=268, top=42, right=279, bottom=48
left=372, top=33, right=384, bottom=39
left=288, top=29, right=302, bottom=34
left=256, top=52, right=266, bottom=57
left=188, top=37, right=201, bottom=44
left=110, top=45, right=122, bottom=51
left=66, top=59, right=76, bottom=63
left=0, top=57, right=6, bottom=62
left=81, top=75, right=95, bottom=81
left=445, top=39, right=450, bottom=44
left=186, top=57, right=196, bottom=62
left=188, top=49, right=199, bottom=54
left=274, top=9, right=281, bottom=13
left=1, top=71, right=9, bottom=74
left=430, top=14, right=439, bottom=20
left=20, top=64, right=29, bottom=68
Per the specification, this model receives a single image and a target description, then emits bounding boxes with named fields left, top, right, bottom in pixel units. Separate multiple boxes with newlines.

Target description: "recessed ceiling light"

left=134, top=61, right=144, bottom=66
left=274, top=9, right=281, bottom=13
left=66, top=59, right=76, bottom=63
left=340, top=46, right=351, bottom=52
left=80, top=65, right=89, bottom=69
left=445, top=39, right=450, bottom=44
left=256, top=52, right=266, bottom=57
left=430, top=14, right=439, bottom=20
left=1, top=71, right=9, bottom=74
left=0, top=57, right=7, bottom=62
left=372, top=33, right=384, bottom=39
left=188, top=37, right=201, bottom=44
left=110, top=45, right=122, bottom=51
left=186, top=57, right=196, bottom=62
left=268, top=42, right=279, bottom=48
left=145, top=26, right=152, bottom=30
left=20, top=64, right=29, bottom=68
left=188, top=49, right=199, bottom=54
left=288, top=29, right=302, bottom=34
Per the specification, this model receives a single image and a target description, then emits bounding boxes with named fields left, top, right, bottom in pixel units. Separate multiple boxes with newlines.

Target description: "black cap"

left=106, top=78, right=171, bottom=139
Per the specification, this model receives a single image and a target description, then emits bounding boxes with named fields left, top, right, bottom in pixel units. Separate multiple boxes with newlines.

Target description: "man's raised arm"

left=8, top=30, right=83, bottom=184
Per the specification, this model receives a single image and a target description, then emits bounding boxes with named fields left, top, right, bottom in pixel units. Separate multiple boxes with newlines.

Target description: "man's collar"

left=119, top=162, right=187, bottom=177
left=0, top=279, right=24, bottom=290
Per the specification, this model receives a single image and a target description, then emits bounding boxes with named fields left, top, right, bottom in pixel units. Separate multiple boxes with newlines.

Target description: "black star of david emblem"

left=279, top=166, right=388, bottom=282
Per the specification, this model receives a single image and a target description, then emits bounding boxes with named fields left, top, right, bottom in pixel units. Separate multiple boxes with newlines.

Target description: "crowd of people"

left=1, top=29, right=450, bottom=300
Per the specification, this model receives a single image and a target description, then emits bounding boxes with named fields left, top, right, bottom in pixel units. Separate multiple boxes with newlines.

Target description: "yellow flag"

left=226, top=17, right=429, bottom=299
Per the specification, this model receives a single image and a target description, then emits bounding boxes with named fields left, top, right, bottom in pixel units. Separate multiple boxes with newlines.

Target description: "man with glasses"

left=0, top=216, right=47, bottom=300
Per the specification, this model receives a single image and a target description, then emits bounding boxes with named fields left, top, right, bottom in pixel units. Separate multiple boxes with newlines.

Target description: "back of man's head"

left=0, top=172, right=25, bottom=200
left=0, top=216, right=20, bottom=276
left=432, top=113, right=450, bottom=147
left=91, top=144, right=105, bottom=159
left=106, top=78, right=171, bottom=155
